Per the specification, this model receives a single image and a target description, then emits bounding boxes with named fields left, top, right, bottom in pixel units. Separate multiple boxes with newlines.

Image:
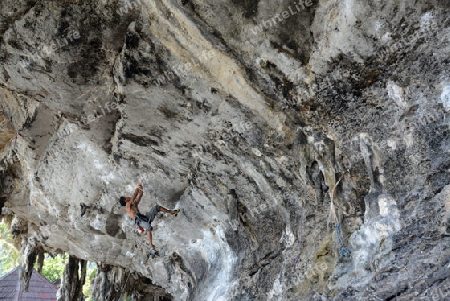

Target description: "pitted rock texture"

left=1, top=0, right=450, bottom=300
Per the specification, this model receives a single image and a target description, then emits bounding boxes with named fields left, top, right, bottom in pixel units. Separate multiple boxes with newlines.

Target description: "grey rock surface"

left=1, top=0, right=449, bottom=300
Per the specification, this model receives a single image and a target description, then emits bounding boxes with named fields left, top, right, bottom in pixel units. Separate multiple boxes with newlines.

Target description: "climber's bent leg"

left=145, top=205, right=179, bottom=222
left=145, top=205, right=160, bottom=223
left=159, top=206, right=179, bottom=216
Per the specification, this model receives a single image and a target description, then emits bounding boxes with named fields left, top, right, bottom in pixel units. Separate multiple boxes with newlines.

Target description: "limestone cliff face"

left=1, top=0, right=450, bottom=300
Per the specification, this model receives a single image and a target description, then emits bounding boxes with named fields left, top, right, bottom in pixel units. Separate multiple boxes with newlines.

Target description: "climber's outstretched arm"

left=134, top=186, right=143, bottom=205
left=130, top=181, right=143, bottom=204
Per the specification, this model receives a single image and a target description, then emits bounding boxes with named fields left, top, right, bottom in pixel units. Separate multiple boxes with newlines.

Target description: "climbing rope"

left=330, top=169, right=351, bottom=258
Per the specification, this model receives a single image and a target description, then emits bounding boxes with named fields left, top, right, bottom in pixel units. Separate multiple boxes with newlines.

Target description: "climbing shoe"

left=173, top=209, right=180, bottom=217
left=149, top=245, right=158, bottom=257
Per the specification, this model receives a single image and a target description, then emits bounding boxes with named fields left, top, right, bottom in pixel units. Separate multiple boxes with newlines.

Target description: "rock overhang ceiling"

left=0, top=0, right=449, bottom=300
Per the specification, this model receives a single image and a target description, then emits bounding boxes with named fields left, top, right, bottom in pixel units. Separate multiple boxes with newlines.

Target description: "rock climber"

left=119, top=180, right=179, bottom=252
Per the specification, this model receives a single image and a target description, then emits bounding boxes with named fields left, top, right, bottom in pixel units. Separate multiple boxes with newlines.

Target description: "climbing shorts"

left=135, top=214, right=151, bottom=231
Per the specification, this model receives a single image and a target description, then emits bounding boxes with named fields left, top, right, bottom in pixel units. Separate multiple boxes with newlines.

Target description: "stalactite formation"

left=57, top=256, right=87, bottom=301
left=91, top=264, right=172, bottom=301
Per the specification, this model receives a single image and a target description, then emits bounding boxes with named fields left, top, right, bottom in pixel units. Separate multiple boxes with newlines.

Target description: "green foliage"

left=0, top=219, right=20, bottom=277
left=36, top=254, right=67, bottom=282
left=35, top=255, right=98, bottom=299
left=88, top=265, right=97, bottom=279
left=83, top=265, right=97, bottom=300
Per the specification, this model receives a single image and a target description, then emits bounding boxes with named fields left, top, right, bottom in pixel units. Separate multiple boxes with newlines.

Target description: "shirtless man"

left=119, top=180, right=179, bottom=251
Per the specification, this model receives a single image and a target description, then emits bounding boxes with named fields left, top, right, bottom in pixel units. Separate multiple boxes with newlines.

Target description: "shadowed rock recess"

left=1, top=0, right=450, bottom=300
